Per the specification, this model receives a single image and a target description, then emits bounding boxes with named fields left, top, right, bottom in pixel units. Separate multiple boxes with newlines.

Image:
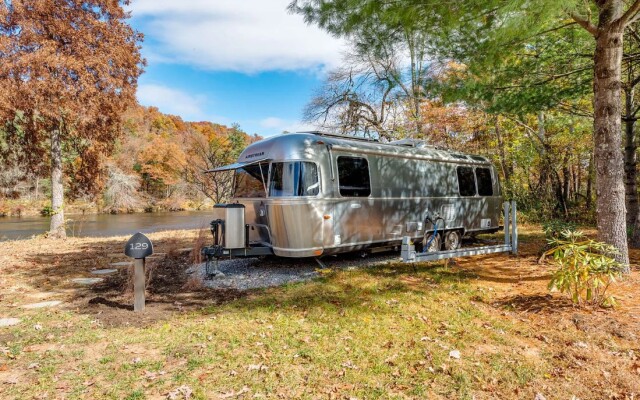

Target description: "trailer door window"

left=475, top=167, right=493, bottom=196
left=337, top=156, right=371, bottom=197
left=269, top=161, right=319, bottom=197
left=457, top=166, right=476, bottom=196
left=234, top=163, right=269, bottom=198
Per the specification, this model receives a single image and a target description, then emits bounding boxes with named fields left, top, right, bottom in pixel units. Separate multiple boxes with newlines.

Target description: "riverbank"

left=0, top=227, right=639, bottom=398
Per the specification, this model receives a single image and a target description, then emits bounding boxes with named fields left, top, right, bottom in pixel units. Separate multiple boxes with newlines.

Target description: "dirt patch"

left=80, top=248, right=246, bottom=327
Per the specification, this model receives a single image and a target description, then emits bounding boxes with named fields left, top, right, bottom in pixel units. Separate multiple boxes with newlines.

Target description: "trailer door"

left=334, top=156, right=373, bottom=247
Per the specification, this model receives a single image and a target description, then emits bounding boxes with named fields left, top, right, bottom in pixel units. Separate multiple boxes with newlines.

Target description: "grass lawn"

left=0, top=226, right=639, bottom=399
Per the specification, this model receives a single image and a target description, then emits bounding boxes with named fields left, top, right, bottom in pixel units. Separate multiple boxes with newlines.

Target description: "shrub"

left=542, top=219, right=577, bottom=240
left=40, top=205, right=53, bottom=216
left=191, top=226, right=209, bottom=265
left=541, top=230, right=625, bottom=307
left=103, top=164, right=144, bottom=213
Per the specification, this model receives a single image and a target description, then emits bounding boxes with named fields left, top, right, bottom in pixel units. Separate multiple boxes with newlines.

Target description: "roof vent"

left=389, top=138, right=429, bottom=148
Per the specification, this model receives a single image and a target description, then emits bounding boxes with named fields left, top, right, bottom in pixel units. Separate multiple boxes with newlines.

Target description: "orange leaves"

left=418, top=99, right=488, bottom=150
left=138, top=137, right=186, bottom=186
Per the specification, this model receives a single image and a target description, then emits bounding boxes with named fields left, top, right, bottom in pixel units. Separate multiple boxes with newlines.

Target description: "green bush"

left=542, top=220, right=577, bottom=240
left=40, top=205, right=53, bottom=216
left=541, top=230, right=625, bottom=307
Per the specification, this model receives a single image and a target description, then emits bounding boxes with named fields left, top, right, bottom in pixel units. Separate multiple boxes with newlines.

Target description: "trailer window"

left=457, top=166, right=476, bottom=196
left=234, top=163, right=269, bottom=198
left=269, top=161, right=319, bottom=197
left=337, top=156, right=371, bottom=197
left=475, top=167, right=493, bottom=196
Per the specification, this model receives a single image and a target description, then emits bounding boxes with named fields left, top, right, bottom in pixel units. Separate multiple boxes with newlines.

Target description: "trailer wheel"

left=423, top=232, right=441, bottom=252
left=444, top=230, right=462, bottom=251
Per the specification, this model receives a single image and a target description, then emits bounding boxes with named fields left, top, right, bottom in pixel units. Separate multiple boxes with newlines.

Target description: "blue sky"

left=127, top=0, right=345, bottom=137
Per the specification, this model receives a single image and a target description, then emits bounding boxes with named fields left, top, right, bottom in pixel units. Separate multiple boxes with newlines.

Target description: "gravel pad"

left=189, top=252, right=400, bottom=291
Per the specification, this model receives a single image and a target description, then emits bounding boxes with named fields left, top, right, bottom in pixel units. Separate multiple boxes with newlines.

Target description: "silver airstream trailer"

left=202, top=132, right=503, bottom=262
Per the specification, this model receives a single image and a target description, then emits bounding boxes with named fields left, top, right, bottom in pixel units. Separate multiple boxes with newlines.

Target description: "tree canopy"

left=0, top=0, right=145, bottom=237
left=291, top=0, right=640, bottom=267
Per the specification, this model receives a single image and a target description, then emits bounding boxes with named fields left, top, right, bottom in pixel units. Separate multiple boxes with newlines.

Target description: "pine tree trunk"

left=494, top=117, right=511, bottom=186
left=562, top=151, right=571, bottom=206
left=586, top=153, right=594, bottom=209
left=593, top=26, right=629, bottom=267
left=49, top=127, right=66, bottom=239
left=623, top=89, right=638, bottom=229
left=571, top=165, right=580, bottom=202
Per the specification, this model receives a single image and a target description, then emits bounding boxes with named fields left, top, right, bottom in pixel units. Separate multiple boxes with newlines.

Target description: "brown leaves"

left=246, top=363, right=268, bottom=372
left=167, top=385, right=193, bottom=400
left=217, top=386, right=250, bottom=399
left=0, top=0, right=144, bottom=194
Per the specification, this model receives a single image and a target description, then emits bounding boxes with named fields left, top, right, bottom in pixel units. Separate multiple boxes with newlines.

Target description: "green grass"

left=0, top=262, right=555, bottom=399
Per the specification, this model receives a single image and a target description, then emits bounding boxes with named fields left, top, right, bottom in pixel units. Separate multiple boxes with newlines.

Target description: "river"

left=0, top=210, right=216, bottom=241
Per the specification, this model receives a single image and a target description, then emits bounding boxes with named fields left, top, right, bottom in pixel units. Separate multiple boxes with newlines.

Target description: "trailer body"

left=203, top=132, right=503, bottom=261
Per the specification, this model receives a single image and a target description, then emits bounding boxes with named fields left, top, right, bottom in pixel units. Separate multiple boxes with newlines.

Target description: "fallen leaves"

left=246, top=363, right=268, bottom=372
left=385, top=299, right=399, bottom=307
left=143, top=369, right=166, bottom=380
left=340, top=360, right=358, bottom=370
left=167, top=385, right=193, bottom=400
left=2, top=375, right=19, bottom=385
left=218, top=386, right=250, bottom=399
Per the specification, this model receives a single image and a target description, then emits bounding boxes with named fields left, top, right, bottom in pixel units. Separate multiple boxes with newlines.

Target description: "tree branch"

left=570, top=13, right=597, bottom=36
left=616, top=0, right=640, bottom=27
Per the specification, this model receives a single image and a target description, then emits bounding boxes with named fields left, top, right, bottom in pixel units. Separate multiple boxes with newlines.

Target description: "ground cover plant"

left=0, top=226, right=638, bottom=399
left=542, top=230, right=625, bottom=307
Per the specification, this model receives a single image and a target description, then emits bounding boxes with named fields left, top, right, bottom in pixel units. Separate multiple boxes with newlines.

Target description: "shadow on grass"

left=492, top=293, right=575, bottom=313
left=12, top=229, right=552, bottom=327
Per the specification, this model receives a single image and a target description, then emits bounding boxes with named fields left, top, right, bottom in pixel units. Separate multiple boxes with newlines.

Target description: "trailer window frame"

left=233, top=162, right=270, bottom=199
left=267, top=160, right=321, bottom=198
left=475, top=167, right=494, bottom=196
left=336, top=155, right=372, bottom=197
left=456, top=165, right=477, bottom=197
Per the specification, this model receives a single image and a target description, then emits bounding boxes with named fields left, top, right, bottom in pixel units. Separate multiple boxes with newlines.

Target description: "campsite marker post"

left=124, top=232, right=154, bottom=312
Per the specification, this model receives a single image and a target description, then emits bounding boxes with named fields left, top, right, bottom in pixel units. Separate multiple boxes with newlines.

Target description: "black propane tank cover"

left=124, top=232, right=154, bottom=259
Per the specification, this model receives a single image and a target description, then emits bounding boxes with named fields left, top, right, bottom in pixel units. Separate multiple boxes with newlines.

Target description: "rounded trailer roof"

left=211, top=132, right=493, bottom=172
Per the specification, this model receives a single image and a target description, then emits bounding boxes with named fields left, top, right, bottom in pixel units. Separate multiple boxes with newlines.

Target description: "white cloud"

left=137, top=84, right=207, bottom=120
left=258, top=116, right=317, bottom=135
left=129, top=0, right=345, bottom=73
left=260, top=117, right=286, bottom=129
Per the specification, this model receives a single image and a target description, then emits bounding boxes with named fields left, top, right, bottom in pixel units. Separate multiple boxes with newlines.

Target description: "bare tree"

left=102, top=164, right=144, bottom=213
left=304, top=29, right=430, bottom=139
left=184, top=125, right=250, bottom=204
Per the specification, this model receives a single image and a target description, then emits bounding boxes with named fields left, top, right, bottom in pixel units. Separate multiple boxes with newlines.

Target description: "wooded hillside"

left=0, top=105, right=260, bottom=216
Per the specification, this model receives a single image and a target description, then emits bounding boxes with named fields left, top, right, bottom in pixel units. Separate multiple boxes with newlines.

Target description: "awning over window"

left=205, top=158, right=269, bottom=173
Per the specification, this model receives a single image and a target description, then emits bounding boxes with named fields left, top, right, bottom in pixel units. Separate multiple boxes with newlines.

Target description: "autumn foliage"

left=105, top=106, right=258, bottom=212
left=0, top=0, right=144, bottom=237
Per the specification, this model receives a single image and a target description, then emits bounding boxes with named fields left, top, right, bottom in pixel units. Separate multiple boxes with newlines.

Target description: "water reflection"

left=0, top=210, right=215, bottom=241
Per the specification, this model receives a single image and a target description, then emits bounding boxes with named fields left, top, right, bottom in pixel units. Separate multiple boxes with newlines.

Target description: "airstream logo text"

left=244, top=152, right=264, bottom=160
